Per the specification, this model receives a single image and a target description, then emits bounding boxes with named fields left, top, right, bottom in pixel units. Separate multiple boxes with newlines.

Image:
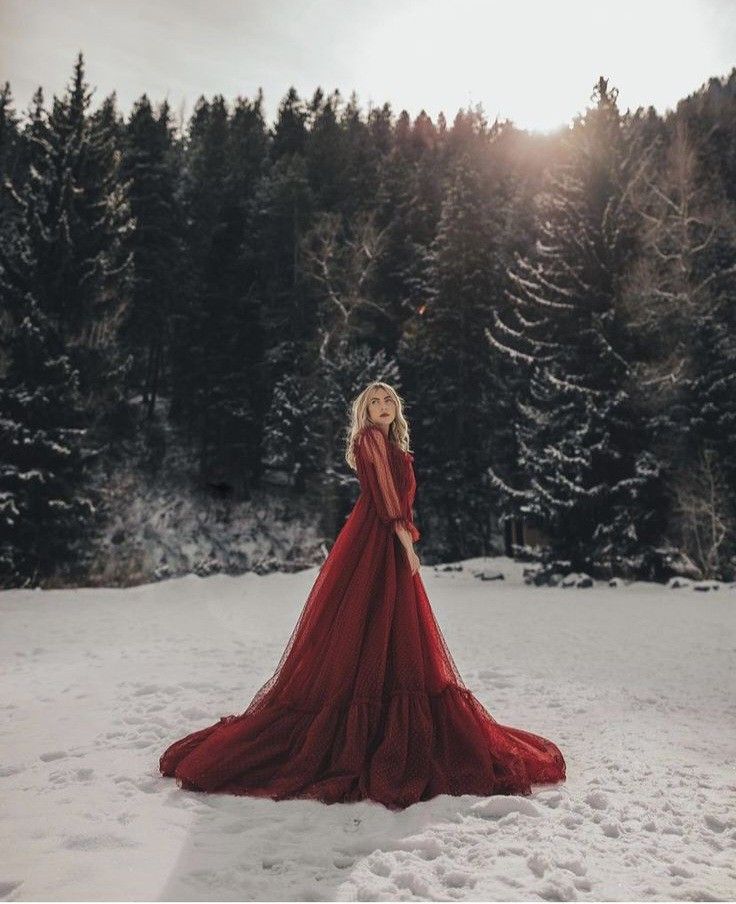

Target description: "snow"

left=87, top=464, right=326, bottom=585
left=1, top=555, right=735, bottom=901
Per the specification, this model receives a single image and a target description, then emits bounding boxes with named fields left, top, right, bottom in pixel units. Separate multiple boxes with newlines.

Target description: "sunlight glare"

left=355, top=0, right=712, bottom=132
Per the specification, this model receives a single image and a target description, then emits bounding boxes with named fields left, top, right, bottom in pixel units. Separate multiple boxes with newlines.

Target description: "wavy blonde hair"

left=345, top=381, right=413, bottom=471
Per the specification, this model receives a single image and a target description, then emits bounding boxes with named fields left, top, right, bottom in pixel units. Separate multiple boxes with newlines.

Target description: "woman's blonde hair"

left=345, top=381, right=413, bottom=471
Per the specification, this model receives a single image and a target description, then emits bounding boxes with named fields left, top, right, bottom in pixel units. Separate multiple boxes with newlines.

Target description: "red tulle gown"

left=159, top=424, right=566, bottom=809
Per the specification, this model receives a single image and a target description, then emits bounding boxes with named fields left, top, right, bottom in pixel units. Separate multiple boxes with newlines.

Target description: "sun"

left=353, top=0, right=713, bottom=133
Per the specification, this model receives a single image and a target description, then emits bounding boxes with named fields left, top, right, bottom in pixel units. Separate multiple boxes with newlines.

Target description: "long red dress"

left=159, top=424, right=566, bottom=809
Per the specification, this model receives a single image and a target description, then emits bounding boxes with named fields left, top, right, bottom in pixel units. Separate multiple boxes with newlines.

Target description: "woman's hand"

left=395, top=525, right=420, bottom=575
left=407, top=547, right=420, bottom=576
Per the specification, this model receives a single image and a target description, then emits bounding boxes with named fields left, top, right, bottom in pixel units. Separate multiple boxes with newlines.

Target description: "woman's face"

left=367, top=388, right=396, bottom=427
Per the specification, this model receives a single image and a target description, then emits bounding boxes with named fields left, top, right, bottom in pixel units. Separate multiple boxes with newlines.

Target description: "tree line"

left=2, top=52, right=735, bottom=587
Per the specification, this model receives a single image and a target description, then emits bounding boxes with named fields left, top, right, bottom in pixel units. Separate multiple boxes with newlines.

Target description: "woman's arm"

left=394, top=523, right=416, bottom=552
left=358, top=427, right=420, bottom=542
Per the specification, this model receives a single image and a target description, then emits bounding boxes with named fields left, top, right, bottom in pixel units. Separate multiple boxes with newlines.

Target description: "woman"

left=159, top=381, right=566, bottom=809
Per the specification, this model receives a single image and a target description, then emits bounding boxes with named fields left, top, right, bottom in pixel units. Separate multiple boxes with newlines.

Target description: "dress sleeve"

left=358, top=427, right=421, bottom=542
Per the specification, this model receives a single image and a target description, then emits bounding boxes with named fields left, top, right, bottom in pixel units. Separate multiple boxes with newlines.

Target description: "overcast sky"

left=2, top=0, right=735, bottom=134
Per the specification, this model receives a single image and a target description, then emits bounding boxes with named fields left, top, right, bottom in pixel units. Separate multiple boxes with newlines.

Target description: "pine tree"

left=372, top=108, right=446, bottom=345
left=624, top=115, right=736, bottom=576
left=262, top=353, right=323, bottom=493
left=339, top=91, right=385, bottom=219
left=305, top=88, right=348, bottom=212
left=169, top=94, right=269, bottom=494
left=0, top=296, right=96, bottom=587
left=0, top=81, right=21, bottom=221
left=0, top=81, right=22, bottom=350
left=486, top=77, right=663, bottom=578
left=119, top=96, right=184, bottom=419
left=270, top=87, right=309, bottom=162
left=246, top=148, right=316, bottom=445
left=671, top=79, right=736, bottom=500
left=0, top=54, right=134, bottom=442
left=401, top=151, right=509, bottom=558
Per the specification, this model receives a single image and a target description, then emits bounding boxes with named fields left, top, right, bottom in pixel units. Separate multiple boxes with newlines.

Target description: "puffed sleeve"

left=358, top=426, right=420, bottom=542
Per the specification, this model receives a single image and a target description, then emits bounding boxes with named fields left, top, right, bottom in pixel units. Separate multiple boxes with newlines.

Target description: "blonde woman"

left=160, top=381, right=566, bottom=809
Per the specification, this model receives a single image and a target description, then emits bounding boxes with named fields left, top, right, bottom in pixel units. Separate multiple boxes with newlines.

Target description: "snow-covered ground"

left=86, top=459, right=327, bottom=587
left=1, top=556, right=735, bottom=902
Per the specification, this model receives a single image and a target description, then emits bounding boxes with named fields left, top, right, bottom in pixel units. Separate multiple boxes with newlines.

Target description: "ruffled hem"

left=160, top=683, right=565, bottom=810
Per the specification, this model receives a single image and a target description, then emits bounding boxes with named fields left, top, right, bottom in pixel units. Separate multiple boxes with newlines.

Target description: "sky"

left=2, top=0, right=736, bottom=134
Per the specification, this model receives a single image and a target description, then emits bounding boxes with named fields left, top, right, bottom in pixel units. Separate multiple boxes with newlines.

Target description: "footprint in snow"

left=39, top=750, right=67, bottom=762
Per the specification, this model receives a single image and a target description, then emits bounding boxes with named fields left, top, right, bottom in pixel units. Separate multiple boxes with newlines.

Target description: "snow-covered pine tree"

left=486, top=77, right=663, bottom=578
left=168, top=94, right=270, bottom=495
left=624, top=116, right=736, bottom=577
left=0, top=295, right=96, bottom=587
left=260, top=344, right=396, bottom=499
left=400, top=148, right=510, bottom=559
left=228, top=142, right=316, bottom=496
left=119, top=96, right=184, bottom=419
left=372, top=108, right=446, bottom=333
left=0, top=87, right=47, bottom=325
left=169, top=95, right=227, bottom=439
left=339, top=91, right=386, bottom=220
left=0, top=81, right=21, bottom=222
left=0, top=54, right=134, bottom=443
left=0, top=81, right=22, bottom=350
left=674, top=89, right=736, bottom=506
left=688, top=308, right=736, bottom=497
left=262, top=357, right=323, bottom=493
